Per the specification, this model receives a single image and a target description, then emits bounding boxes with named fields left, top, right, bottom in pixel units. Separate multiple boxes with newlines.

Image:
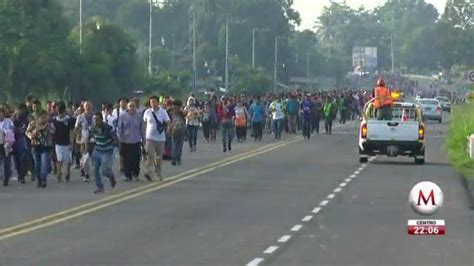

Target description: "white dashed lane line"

left=246, top=158, right=374, bottom=266
left=247, top=258, right=264, bottom=266
left=278, top=235, right=291, bottom=243
left=291, top=225, right=303, bottom=232
left=263, top=246, right=279, bottom=254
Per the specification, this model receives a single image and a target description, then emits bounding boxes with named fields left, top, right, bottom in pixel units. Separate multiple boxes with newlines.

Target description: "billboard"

left=352, top=47, right=377, bottom=72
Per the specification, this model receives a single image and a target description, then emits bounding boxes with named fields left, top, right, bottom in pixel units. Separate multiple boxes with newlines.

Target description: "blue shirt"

left=118, top=112, right=143, bottom=144
left=250, top=103, right=264, bottom=122
left=301, top=100, right=314, bottom=120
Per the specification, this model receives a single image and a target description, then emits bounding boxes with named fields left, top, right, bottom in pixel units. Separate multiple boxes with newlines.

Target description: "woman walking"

left=184, top=98, right=200, bottom=152
left=170, top=100, right=186, bottom=166
left=219, top=96, right=235, bottom=152
left=26, top=112, right=55, bottom=188
left=234, top=100, right=250, bottom=143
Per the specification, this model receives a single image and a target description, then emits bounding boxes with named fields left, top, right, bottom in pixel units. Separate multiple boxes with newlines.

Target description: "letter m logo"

left=417, top=189, right=436, bottom=206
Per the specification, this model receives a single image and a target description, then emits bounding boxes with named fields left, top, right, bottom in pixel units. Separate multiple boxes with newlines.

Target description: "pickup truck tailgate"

left=367, top=120, right=419, bottom=141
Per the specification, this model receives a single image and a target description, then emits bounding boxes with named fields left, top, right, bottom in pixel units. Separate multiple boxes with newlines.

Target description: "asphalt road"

left=0, top=115, right=472, bottom=266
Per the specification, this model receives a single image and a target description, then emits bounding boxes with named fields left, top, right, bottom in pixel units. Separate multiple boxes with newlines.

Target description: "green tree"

left=0, top=0, right=72, bottom=99
left=232, top=64, right=272, bottom=95
left=68, top=17, right=142, bottom=101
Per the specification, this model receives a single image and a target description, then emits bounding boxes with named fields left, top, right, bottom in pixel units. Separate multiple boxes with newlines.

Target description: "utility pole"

left=225, top=18, right=229, bottom=91
left=306, top=48, right=312, bottom=90
left=192, top=11, right=196, bottom=94
left=148, top=0, right=153, bottom=76
left=172, top=33, right=175, bottom=67
left=79, top=0, right=83, bottom=54
left=390, top=34, right=395, bottom=74
left=252, top=28, right=256, bottom=68
left=273, top=36, right=278, bottom=94
left=251, top=27, right=269, bottom=69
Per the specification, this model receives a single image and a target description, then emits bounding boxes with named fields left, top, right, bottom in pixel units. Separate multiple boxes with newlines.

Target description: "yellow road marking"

left=0, top=121, right=354, bottom=241
left=0, top=136, right=300, bottom=236
left=0, top=137, right=301, bottom=240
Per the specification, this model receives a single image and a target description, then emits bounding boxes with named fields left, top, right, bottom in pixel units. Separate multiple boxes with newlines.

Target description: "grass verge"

left=446, top=104, right=474, bottom=179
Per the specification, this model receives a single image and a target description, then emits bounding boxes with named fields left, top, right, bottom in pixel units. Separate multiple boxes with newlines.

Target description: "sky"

left=293, top=0, right=448, bottom=31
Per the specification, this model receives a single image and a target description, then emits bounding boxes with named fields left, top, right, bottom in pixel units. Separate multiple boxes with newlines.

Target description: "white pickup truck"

left=358, top=101, right=425, bottom=164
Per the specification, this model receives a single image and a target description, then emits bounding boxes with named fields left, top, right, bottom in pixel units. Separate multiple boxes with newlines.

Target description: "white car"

left=416, top=98, right=443, bottom=123
left=434, top=96, right=451, bottom=112
left=359, top=101, right=425, bottom=164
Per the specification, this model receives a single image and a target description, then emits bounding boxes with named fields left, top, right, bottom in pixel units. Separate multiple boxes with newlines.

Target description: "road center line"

left=0, top=137, right=303, bottom=241
left=278, top=235, right=291, bottom=243
left=334, top=187, right=342, bottom=193
left=311, top=207, right=321, bottom=214
left=339, top=182, right=347, bottom=187
left=345, top=178, right=352, bottom=182
left=263, top=246, right=279, bottom=254
left=247, top=258, right=264, bottom=266
left=327, top=194, right=335, bottom=199
left=291, top=225, right=303, bottom=232
left=302, top=215, right=313, bottom=222
left=0, top=136, right=298, bottom=237
left=319, top=200, right=329, bottom=206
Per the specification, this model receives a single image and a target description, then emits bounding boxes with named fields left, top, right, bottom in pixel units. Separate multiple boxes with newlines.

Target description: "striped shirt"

left=90, top=123, right=115, bottom=152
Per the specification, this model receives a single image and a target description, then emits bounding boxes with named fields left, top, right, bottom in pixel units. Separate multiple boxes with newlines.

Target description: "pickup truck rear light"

left=436, top=107, right=442, bottom=113
left=361, top=124, right=368, bottom=139
left=418, top=125, right=425, bottom=141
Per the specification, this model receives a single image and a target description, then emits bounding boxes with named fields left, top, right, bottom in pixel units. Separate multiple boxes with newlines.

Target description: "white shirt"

left=270, top=101, right=284, bottom=120
left=0, top=118, right=14, bottom=131
left=143, top=107, right=170, bottom=142
left=0, top=118, right=14, bottom=145
left=74, top=112, right=94, bottom=144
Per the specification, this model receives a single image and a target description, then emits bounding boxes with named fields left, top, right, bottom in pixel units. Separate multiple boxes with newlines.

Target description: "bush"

left=446, top=104, right=474, bottom=178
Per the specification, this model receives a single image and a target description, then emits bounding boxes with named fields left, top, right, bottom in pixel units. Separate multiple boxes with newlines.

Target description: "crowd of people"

left=0, top=90, right=371, bottom=193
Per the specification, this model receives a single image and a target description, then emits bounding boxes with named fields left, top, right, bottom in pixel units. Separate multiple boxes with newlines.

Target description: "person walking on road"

left=74, top=101, right=94, bottom=182
left=219, top=96, right=235, bottom=152
left=235, top=99, right=250, bottom=143
left=170, top=100, right=186, bottom=166
left=300, top=95, right=313, bottom=139
left=89, top=112, right=117, bottom=193
left=269, top=94, right=285, bottom=140
left=184, top=98, right=200, bottom=152
left=26, top=112, right=55, bottom=188
left=323, top=96, right=335, bottom=135
left=250, top=95, right=264, bottom=141
left=0, top=107, right=15, bottom=186
left=11, top=104, right=30, bottom=184
left=52, top=102, right=74, bottom=183
left=143, top=96, right=171, bottom=181
left=286, top=94, right=299, bottom=134
left=312, top=96, right=323, bottom=134
left=118, top=101, right=143, bottom=182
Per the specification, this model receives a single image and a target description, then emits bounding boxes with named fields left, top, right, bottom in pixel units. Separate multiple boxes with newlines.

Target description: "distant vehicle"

left=359, top=101, right=425, bottom=164
left=416, top=98, right=443, bottom=123
left=434, top=96, right=451, bottom=112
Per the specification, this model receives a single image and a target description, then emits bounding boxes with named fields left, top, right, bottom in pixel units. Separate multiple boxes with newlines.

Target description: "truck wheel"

left=359, top=157, right=368, bottom=163
left=415, top=157, right=425, bottom=165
